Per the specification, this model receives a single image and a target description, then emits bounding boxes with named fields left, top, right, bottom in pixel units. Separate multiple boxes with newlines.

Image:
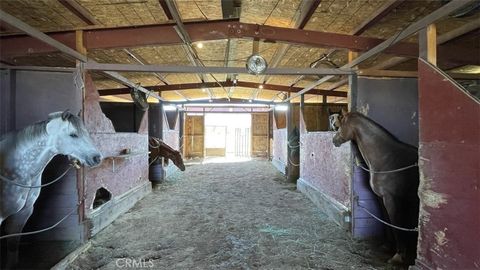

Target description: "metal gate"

left=234, top=128, right=250, bottom=157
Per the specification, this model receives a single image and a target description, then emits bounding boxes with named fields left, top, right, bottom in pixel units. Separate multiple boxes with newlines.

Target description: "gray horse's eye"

left=70, top=133, right=78, bottom=138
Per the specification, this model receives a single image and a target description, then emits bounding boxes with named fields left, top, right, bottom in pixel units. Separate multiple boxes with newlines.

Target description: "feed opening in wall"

left=93, top=187, right=112, bottom=209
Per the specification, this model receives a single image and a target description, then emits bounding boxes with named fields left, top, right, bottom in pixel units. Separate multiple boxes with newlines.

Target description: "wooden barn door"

left=251, top=113, right=269, bottom=158
left=184, top=115, right=204, bottom=158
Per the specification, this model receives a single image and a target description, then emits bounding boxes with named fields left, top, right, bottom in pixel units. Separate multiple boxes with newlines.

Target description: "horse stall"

left=296, top=103, right=351, bottom=229
left=350, top=76, right=419, bottom=239
left=0, top=69, right=151, bottom=268
left=271, top=109, right=287, bottom=174
left=299, top=77, right=418, bottom=233
left=0, top=69, right=84, bottom=268
left=148, top=103, right=181, bottom=182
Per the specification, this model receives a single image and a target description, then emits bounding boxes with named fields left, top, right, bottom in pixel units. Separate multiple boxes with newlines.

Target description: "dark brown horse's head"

left=332, top=108, right=354, bottom=147
left=171, top=152, right=186, bottom=171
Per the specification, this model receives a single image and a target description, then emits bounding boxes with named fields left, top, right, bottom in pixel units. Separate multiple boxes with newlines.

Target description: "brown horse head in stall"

left=149, top=137, right=185, bottom=171
left=332, top=109, right=419, bottom=265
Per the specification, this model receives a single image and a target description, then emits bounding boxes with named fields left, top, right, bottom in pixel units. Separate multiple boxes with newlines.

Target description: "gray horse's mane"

left=0, top=112, right=84, bottom=145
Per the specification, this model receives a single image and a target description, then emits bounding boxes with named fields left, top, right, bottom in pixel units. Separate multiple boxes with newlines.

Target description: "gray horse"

left=332, top=109, right=419, bottom=265
left=0, top=110, right=102, bottom=268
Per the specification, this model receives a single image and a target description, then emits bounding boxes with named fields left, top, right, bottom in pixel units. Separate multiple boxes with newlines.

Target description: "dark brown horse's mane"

left=347, top=112, right=417, bottom=149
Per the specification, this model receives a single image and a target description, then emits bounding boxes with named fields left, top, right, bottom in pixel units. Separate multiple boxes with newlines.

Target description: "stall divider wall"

left=0, top=69, right=84, bottom=266
left=271, top=110, right=287, bottom=174
left=163, top=109, right=181, bottom=177
left=297, top=104, right=351, bottom=229
left=414, top=59, right=479, bottom=270
left=82, top=73, right=151, bottom=237
left=352, top=76, right=418, bottom=239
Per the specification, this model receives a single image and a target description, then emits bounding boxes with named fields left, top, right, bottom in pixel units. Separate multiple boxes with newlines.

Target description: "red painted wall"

left=83, top=74, right=149, bottom=213
left=416, top=59, right=480, bottom=269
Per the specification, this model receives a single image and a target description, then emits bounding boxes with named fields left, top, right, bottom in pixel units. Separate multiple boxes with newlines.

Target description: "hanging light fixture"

left=246, top=54, right=267, bottom=75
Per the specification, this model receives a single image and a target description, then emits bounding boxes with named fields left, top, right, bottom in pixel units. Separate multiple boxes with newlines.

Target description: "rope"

left=149, top=156, right=159, bottom=166
left=288, top=156, right=300, bottom=167
left=356, top=203, right=418, bottom=232
left=287, top=141, right=300, bottom=149
left=0, top=202, right=80, bottom=240
left=356, top=162, right=418, bottom=174
left=0, top=166, right=73, bottom=188
left=149, top=137, right=162, bottom=149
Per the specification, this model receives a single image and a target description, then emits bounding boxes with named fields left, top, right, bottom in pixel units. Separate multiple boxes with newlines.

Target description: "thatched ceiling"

left=0, top=0, right=478, bottom=104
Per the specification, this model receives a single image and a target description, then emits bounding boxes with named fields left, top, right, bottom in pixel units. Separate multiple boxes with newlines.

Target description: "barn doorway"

left=204, top=113, right=251, bottom=162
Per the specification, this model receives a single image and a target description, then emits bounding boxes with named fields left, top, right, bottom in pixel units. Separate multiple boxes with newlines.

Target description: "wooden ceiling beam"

left=353, top=0, right=405, bottom=36
left=327, top=19, right=480, bottom=90
left=0, top=19, right=418, bottom=58
left=165, top=0, right=216, bottom=99
left=0, top=9, right=87, bottom=62
left=158, top=0, right=174, bottom=20
left=297, top=0, right=322, bottom=29
left=290, top=0, right=405, bottom=87
left=96, top=80, right=347, bottom=97
left=253, top=0, right=322, bottom=100
left=58, top=0, right=98, bottom=25
left=2, top=17, right=476, bottom=68
left=283, top=0, right=477, bottom=103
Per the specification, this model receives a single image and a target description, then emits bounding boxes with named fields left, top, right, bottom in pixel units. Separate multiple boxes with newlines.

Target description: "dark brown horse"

left=332, top=109, right=419, bottom=265
left=149, top=137, right=185, bottom=171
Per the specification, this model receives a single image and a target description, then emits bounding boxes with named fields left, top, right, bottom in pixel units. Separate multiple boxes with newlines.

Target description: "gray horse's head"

left=46, top=110, right=102, bottom=167
left=329, top=113, right=341, bottom=131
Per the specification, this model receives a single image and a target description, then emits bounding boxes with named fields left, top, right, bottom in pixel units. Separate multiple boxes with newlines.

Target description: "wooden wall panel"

left=251, top=113, right=269, bottom=157
left=415, top=59, right=480, bottom=270
left=184, top=115, right=204, bottom=158
left=273, top=110, right=286, bottom=129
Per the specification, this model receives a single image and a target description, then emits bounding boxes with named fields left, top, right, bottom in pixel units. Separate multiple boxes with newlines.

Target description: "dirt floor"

left=67, top=160, right=393, bottom=270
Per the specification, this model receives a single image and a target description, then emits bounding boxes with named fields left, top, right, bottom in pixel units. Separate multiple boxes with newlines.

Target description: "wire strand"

left=0, top=204, right=79, bottom=240
left=356, top=163, right=418, bottom=174
left=0, top=166, right=73, bottom=188
left=356, top=203, right=418, bottom=232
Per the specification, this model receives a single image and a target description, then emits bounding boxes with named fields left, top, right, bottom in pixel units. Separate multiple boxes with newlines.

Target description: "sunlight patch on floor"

left=202, top=156, right=252, bottom=164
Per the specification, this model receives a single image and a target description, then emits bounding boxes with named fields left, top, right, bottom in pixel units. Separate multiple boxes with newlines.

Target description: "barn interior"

left=0, top=0, right=479, bottom=269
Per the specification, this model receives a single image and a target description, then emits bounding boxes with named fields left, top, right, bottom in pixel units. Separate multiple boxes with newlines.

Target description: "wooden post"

left=75, top=30, right=87, bottom=226
left=267, top=109, right=273, bottom=160
left=419, top=24, right=437, bottom=66
left=148, top=103, right=163, bottom=139
left=286, top=96, right=299, bottom=182
left=178, top=107, right=184, bottom=154
left=0, top=69, right=15, bottom=136
left=300, top=94, right=305, bottom=114
left=348, top=51, right=359, bottom=112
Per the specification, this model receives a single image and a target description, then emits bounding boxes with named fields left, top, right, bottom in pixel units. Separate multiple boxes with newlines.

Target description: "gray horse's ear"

left=341, top=108, right=348, bottom=116
left=61, top=110, right=71, bottom=121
